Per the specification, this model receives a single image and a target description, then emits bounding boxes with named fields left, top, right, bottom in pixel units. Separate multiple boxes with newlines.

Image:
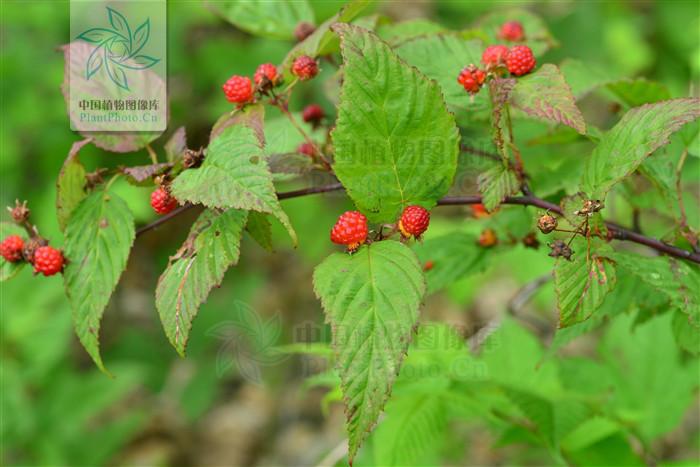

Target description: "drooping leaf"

left=245, top=211, right=273, bottom=252
left=580, top=98, right=700, bottom=199
left=56, top=139, right=89, bottom=232
left=156, top=209, right=248, bottom=355
left=63, top=188, right=135, bottom=373
left=211, top=0, right=314, bottom=40
left=554, top=238, right=617, bottom=327
left=332, top=24, right=459, bottom=223
left=313, top=240, right=426, bottom=461
left=413, top=231, right=491, bottom=293
left=0, top=223, right=27, bottom=281
left=280, top=0, right=371, bottom=80
left=171, top=123, right=297, bottom=245
left=477, top=164, right=519, bottom=212
left=509, top=64, right=586, bottom=134
left=395, top=34, right=490, bottom=121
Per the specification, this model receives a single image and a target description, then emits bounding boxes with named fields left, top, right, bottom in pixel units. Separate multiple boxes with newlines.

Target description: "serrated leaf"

left=156, top=209, right=248, bottom=355
left=477, top=164, right=519, bottom=211
left=63, top=188, right=135, bottom=373
left=280, top=0, right=370, bottom=80
left=395, top=34, right=490, bottom=121
left=332, top=24, right=459, bottom=223
left=581, top=98, right=700, bottom=199
left=212, top=0, right=314, bottom=40
left=245, top=211, right=273, bottom=252
left=510, top=64, right=586, bottom=134
left=603, top=251, right=699, bottom=326
left=413, top=231, right=491, bottom=293
left=313, top=240, right=426, bottom=462
left=0, top=223, right=27, bottom=281
left=121, top=162, right=172, bottom=184
left=56, top=139, right=89, bottom=232
left=554, top=238, right=617, bottom=327
left=171, top=123, right=297, bottom=245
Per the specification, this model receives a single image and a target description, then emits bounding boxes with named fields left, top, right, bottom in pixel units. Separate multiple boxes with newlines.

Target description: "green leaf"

left=413, top=231, right=490, bottom=293
left=672, top=310, right=700, bottom=355
left=509, top=64, right=586, bottom=134
left=559, top=59, right=620, bottom=100
left=171, top=123, right=297, bottom=245
left=0, top=223, right=26, bottom=281
left=63, top=188, right=135, bottom=373
left=56, top=139, right=89, bottom=232
left=554, top=238, right=617, bottom=327
left=376, top=18, right=447, bottom=46
left=606, top=79, right=671, bottom=107
left=245, top=211, right=273, bottom=252
left=603, top=251, right=699, bottom=325
left=477, top=164, right=519, bottom=212
left=581, top=98, right=700, bottom=199
left=280, top=0, right=370, bottom=80
left=313, top=240, right=426, bottom=462
left=212, top=0, right=314, bottom=40
left=156, top=209, right=248, bottom=355
left=394, top=34, right=490, bottom=121
left=474, top=8, right=557, bottom=56
left=373, top=394, right=447, bottom=466
left=332, top=24, right=459, bottom=223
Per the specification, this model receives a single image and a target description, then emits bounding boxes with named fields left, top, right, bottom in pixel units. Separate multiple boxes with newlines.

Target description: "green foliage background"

left=1, top=1, right=698, bottom=465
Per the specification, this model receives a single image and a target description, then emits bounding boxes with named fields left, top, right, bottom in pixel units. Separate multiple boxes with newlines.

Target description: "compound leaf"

left=332, top=24, right=459, bottom=223
left=313, top=240, right=426, bottom=462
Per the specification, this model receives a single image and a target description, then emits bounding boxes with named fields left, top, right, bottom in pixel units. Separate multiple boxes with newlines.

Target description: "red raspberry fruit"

left=33, top=246, right=64, bottom=276
left=254, top=63, right=278, bottom=86
left=0, top=235, right=24, bottom=262
left=330, top=211, right=368, bottom=252
left=222, top=75, right=253, bottom=104
left=399, top=205, right=430, bottom=239
left=292, top=55, right=318, bottom=80
left=481, top=45, right=509, bottom=67
left=151, top=186, right=178, bottom=215
left=499, top=21, right=525, bottom=42
left=457, top=65, right=487, bottom=95
left=506, top=45, right=536, bottom=76
left=297, top=142, right=316, bottom=157
left=302, top=104, right=324, bottom=126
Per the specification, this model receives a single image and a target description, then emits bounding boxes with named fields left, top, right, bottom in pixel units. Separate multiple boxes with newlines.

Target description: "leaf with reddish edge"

left=210, top=103, right=265, bottom=143
left=122, top=162, right=172, bottom=185
left=164, top=126, right=187, bottom=163
left=509, top=64, right=586, bottom=135
left=56, top=138, right=90, bottom=232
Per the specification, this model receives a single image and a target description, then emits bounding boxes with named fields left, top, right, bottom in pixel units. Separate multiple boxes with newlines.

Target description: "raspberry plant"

left=2, top=2, right=699, bottom=465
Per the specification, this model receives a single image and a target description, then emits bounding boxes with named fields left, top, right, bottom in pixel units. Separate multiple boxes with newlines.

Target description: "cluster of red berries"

left=458, top=21, right=536, bottom=95
left=330, top=205, right=431, bottom=252
left=222, top=55, right=318, bottom=105
left=0, top=235, right=65, bottom=276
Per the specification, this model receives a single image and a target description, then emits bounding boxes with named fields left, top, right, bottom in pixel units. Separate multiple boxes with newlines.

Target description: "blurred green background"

left=1, top=1, right=698, bottom=466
